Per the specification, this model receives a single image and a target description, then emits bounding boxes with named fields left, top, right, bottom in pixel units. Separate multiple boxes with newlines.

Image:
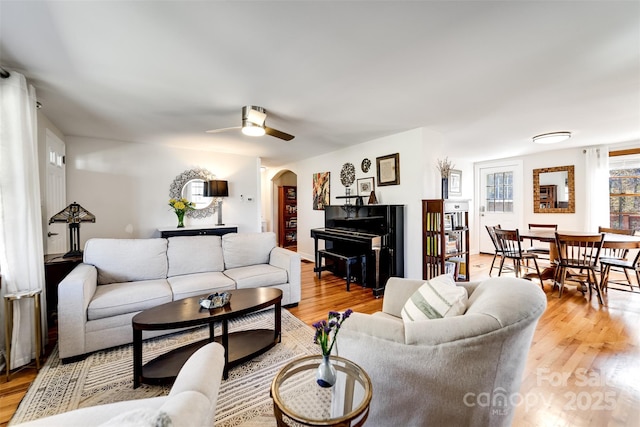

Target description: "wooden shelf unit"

left=278, top=186, right=297, bottom=248
left=422, top=199, right=470, bottom=282
left=539, top=185, right=557, bottom=209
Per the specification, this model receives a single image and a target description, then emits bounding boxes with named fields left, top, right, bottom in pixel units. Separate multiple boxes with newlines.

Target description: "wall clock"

left=361, top=158, right=371, bottom=173
left=340, top=162, right=356, bottom=187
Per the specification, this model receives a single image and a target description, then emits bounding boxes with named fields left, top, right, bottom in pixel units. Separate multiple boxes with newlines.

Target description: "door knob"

left=47, top=232, right=59, bottom=237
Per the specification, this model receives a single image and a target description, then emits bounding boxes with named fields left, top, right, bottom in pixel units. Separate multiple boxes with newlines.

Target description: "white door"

left=45, top=130, right=67, bottom=255
left=476, top=161, right=523, bottom=254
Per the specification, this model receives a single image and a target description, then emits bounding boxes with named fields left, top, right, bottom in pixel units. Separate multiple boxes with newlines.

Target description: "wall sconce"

left=49, top=202, right=96, bottom=257
left=204, top=180, right=229, bottom=226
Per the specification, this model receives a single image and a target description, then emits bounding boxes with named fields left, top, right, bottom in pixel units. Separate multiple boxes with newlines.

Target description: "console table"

left=158, top=225, right=237, bottom=238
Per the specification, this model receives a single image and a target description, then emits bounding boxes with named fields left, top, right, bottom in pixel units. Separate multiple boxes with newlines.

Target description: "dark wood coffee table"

left=132, top=287, right=282, bottom=388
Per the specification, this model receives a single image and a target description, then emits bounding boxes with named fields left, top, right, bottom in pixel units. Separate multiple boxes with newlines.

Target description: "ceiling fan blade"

left=205, top=126, right=240, bottom=134
left=265, top=126, right=295, bottom=141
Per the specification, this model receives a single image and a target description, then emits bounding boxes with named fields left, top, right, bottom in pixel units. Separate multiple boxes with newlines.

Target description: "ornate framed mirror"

left=169, top=168, right=217, bottom=219
left=533, top=165, right=575, bottom=213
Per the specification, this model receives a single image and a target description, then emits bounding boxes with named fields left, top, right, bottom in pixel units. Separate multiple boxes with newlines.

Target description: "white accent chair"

left=12, top=342, right=225, bottom=427
left=339, top=276, right=546, bottom=427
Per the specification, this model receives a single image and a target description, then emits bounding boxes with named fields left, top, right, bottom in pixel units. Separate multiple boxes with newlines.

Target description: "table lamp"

left=49, top=202, right=96, bottom=257
left=204, top=180, right=229, bottom=226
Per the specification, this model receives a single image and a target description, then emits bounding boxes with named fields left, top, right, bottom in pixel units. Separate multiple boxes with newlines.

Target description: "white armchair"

left=339, top=276, right=546, bottom=427
left=12, top=342, right=225, bottom=427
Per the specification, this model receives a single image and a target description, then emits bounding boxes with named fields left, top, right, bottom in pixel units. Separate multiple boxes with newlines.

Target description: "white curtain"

left=0, top=71, right=45, bottom=369
left=584, top=146, right=610, bottom=232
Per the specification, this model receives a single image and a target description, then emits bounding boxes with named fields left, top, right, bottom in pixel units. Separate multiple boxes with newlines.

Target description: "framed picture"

left=376, top=153, right=400, bottom=186
left=313, top=172, right=330, bottom=210
left=357, top=177, right=375, bottom=197
left=449, top=169, right=462, bottom=196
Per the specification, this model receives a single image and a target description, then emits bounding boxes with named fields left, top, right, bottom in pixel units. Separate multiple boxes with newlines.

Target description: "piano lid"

left=310, top=227, right=383, bottom=249
left=310, top=227, right=381, bottom=238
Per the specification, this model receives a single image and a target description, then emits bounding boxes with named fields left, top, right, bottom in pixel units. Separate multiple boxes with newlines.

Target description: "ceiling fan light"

left=242, top=122, right=266, bottom=137
left=532, top=131, right=572, bottom=144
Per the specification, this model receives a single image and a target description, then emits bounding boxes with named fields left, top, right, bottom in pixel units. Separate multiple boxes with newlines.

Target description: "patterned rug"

left=10, top=308, right=317, bottom=426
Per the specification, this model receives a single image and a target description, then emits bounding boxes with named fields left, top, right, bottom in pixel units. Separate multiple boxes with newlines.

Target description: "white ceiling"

left=1, top=0, right=639, bottom=167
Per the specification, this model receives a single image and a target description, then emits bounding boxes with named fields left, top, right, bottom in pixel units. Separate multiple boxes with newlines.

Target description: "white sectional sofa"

left=58, top=232, right=300, bottom=360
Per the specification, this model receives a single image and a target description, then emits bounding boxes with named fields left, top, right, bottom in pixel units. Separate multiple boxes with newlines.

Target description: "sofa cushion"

left=222, top=232, right=276, bottom=269
left=84, top=238, right=169, bottom=285
left=401, top=274, right=467, bottom=321
left=168, top=271, right=236, bottom=300
left=167, top=236, right=224, bottom=277
left=88, top=279, right=173, bottom=321
left=224, top=264, right=287, bottom=289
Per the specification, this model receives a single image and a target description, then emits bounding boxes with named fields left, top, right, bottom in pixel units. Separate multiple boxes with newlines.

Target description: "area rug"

left=10, top=308, right=317, bottom=426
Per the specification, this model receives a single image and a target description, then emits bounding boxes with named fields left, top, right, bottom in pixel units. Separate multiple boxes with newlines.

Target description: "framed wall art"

left=377, top=153, right=400, bottom=186
left=357, top=177, right=375, bottom=197
left=449, top=169, right=462, bottom=196
left=313, top=172, right=330, bottom=210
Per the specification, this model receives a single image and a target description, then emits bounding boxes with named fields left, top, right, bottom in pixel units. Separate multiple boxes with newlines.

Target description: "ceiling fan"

left=206, top=106, right=295, bottom=141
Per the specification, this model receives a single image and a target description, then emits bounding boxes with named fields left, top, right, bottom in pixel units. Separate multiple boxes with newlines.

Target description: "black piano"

left=311, top=204, right=404, bottom=296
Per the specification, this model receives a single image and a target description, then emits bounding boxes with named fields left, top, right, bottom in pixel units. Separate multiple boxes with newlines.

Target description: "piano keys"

left=311, top=204, right=404, bottom=296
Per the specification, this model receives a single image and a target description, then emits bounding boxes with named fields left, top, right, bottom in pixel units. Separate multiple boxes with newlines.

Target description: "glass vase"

left=316, top=355, right=337, bottom=388
left=441, top=177, right=449, bottom=200
left=176, top=211, right=185, bottom=228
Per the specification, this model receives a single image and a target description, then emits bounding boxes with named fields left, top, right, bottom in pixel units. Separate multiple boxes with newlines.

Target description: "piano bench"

left=317, top=249, right=367, bottom=291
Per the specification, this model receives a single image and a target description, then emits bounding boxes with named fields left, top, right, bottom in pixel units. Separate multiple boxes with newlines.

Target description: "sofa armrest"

left=341, top=312, right=406, bottom=344
left=269, top=246, right=301, bottom=303
left=57, top=263, right=98, bottom=359
left=167, top=342, right=225, bottom=426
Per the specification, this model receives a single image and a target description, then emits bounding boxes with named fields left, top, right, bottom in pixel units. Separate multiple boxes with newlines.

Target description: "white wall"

left=269, top=127, right=477, bottom=280
left=65, top=136, right=261, bottom=246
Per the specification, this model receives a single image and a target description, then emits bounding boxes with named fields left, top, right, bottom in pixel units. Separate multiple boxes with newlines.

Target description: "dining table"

left=518, top=229, right=640, bottom=281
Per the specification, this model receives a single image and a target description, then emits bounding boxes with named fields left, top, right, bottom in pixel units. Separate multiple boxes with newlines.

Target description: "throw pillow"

left=98, top=408, right=173, bottom=427
left=401, top=274, right=468, bottom=321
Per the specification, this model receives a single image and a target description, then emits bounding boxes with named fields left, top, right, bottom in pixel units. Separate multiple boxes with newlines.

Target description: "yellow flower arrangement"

left=168, top=198, right=195, bottom=228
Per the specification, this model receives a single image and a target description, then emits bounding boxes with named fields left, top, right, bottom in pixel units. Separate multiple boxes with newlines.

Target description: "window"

left=609, top=150, right=640, bottom=229
left=486, top=171, right=513, bottom=212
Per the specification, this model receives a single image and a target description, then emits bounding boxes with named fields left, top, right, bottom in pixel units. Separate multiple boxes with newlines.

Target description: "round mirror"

left=181, top=179, right=211, bottom=210
left=169, top=168, right=217, bottom=219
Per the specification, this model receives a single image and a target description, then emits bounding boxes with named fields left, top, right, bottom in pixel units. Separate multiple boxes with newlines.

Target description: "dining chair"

left=485, top=224, right=504, bottom=276
left=525, top=224, right=558, bottom=264
left=554, top=232, right=605, bottom=304
left=597, top=226, right=635, bottom=287
left=600, top=250, right=640, bottom=293
left=493, top=228, right=543, bottom=287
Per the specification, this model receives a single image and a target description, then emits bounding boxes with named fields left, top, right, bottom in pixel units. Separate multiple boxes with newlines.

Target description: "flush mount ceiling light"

left=532, top=131, right=572, bottom=144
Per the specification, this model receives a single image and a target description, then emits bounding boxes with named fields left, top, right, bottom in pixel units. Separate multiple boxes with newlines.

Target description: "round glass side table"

left=270, top=355, right=372, bottom=427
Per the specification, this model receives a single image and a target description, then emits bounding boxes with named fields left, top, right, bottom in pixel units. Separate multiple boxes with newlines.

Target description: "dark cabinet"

left=44, top=253, right=83, bottom=324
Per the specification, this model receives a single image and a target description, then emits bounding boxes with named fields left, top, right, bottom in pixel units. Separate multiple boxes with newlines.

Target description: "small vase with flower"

left=312, top=308, right=353, bottom=388
left=437, top=157, right=455, bottom=200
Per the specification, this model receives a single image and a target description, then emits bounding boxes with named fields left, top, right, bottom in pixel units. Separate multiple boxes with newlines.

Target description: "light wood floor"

left=2, top=254, right=639, bottom=426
